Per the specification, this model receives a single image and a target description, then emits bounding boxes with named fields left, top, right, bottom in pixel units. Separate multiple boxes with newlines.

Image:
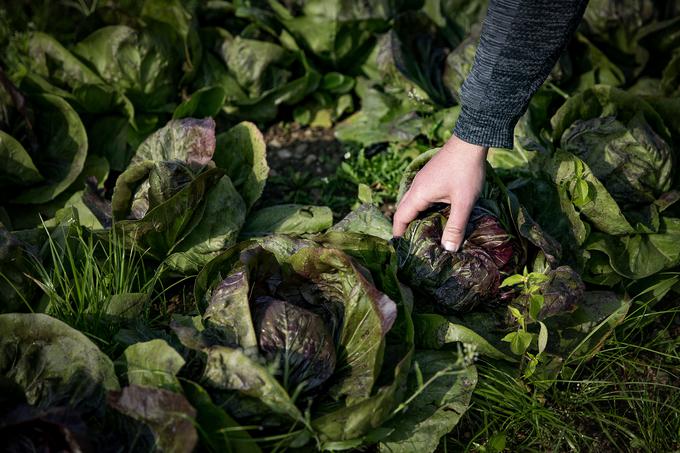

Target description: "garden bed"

left=0, top=1, right=678, bottom=451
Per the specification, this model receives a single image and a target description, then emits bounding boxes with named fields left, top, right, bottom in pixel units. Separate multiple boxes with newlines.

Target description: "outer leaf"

left=173, top=86, right=226, bottom=119
left=202, top=345, right=304, bottom=422
left=113, top=167, right=224, bottom=258
left=378, top=350, right=477, bottom=453
left=511, top=177, right=588, bottom=269
left=240, top=204, right=332, bottom=238
left=311, top=232, right=416, bottom=441
left=107, top=385, right=197, bottom=453
left=123, top=339, right=185, bottom=392
left=111, top=161, right=156, bottom=220
left=0, top=313, right=119, bottom=411
left=551, top=149, right=636, bottom=235
left=0, top=130, right=43, bottom=189
left=51, top=191, right=104, bottom=230
left=213, top=122, right=268, bottom=210
left=105, top=292, right=147, bottom=319
left=585, top=217, right=680, bottom=279
left=203, top=260, right=259, bottom=349
left=165, top=176, right=246, bottom=273
left=543, top=291, right=630, bottom=360
left=330, top=204, right=393, bottom=241
left=289, top=247, right=397, bottom=404
left=182, top=380, right=262, bottom=453
left=132, top=117, right=217, bottom=169
left=112, top=162, right=223, bottom=258
left=412, top=313, right=514, bottom=361
left=12, top=94, right=88, bottom=204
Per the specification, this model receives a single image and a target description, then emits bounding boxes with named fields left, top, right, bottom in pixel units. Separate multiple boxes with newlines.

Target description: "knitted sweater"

left=452, top=0, right=589, bottom=149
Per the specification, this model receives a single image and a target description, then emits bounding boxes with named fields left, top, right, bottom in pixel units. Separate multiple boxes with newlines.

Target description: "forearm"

left=453, top=0, right=589, bottom=149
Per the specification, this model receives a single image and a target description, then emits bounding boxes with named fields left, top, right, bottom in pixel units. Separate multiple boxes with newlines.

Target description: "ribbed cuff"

left=452, top=103, right=518, bottom=149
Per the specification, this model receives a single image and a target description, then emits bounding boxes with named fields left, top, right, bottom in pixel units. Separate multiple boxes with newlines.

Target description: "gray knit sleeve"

left=452, top=0, right=588, bottom=149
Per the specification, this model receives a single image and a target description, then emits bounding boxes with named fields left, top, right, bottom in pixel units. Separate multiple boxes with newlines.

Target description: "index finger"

left=392, top=190, right=430, bottom=237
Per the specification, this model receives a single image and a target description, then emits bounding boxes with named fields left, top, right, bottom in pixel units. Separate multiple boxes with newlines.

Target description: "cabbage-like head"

left=396, top=207, right=518, bottom=313
left=200, top=240, right=396, bottom=396
left=110, top=118, right=270, bottom=272
left=395, top=148, right=561, bottom=314
left=552, top=86, right=674, bottom=211
left=183, top=233, right=415, bottom=443
left=561, top=112, right=673, bottom=206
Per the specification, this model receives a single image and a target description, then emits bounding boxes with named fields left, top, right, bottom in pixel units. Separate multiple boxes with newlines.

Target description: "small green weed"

left=337, top=143, right=424, bottom=207
left=500, top=269, right=551, bottom=378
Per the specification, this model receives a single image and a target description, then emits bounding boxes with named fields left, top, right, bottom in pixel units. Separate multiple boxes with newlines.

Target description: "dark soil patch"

left=264, top=122, right=345, bottom=178
left=259, top=122, right=355, bottom=216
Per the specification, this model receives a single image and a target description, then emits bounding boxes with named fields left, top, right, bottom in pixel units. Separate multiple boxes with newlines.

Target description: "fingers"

left=392, top=190, right=430, bottom=238
left=441, top=199, right=475, bottom=252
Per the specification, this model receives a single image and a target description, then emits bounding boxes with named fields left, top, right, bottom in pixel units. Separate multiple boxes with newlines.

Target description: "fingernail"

left=442, top=241, right=459, bottom=252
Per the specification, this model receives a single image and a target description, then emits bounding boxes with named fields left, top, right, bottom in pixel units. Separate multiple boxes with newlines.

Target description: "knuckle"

left=444, top=223, right=464, bottom=235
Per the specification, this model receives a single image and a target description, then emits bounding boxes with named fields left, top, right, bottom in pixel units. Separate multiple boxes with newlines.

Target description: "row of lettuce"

left=1, top=0, right=680, bottom=451
left=1, top=0, right=678, bottom=225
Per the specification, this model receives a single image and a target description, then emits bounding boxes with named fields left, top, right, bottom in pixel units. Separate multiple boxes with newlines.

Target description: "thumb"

left=441, top=201, right=474, bottom=252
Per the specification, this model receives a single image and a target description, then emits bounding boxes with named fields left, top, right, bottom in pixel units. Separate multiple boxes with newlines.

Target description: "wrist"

left=444, top=134, right=489, bottom=163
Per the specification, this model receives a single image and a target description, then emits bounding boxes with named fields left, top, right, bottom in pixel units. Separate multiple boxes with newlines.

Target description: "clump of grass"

left=28, top=221, right=168, bottom=353
left=447, top=294, right=680, bottom=452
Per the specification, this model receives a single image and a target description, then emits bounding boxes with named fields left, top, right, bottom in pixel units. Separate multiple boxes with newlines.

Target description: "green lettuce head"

left=553, top=86, right=674, bottom=212
left=111, top=117, right=268, bottom=272
left=550, top=85, right=680, bottom=283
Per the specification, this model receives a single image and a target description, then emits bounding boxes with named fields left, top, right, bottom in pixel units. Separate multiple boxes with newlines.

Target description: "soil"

left=264, top=122, right=346, bottom=179
left=260, top=121, right=401, bottom=219
left=259, top=122, right=355, bottom=215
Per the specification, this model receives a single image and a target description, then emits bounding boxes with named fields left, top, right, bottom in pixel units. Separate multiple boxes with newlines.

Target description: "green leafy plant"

left=500, top=268, right=550, bottom=378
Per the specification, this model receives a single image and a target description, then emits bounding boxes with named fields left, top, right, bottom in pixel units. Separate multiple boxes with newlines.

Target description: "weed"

left=337, top=143, right=425, bottom=207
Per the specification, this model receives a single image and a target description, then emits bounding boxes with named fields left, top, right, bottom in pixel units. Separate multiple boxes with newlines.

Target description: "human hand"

left=392, top=134, right=488, bottom=251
